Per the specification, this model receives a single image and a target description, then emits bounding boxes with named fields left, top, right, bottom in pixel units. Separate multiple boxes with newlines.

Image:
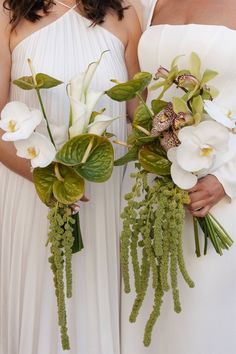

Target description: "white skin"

left=0, top=0, right=141, bottom=181
left=151, top=0, right=236, bottom=217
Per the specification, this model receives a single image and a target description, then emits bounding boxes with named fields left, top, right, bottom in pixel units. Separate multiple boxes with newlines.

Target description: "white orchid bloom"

left=14, top=132, right=56, bottom=168
left=0, top=102, right=43, bottom=141
left=88, top=114, right=119, bottom=136
left=168, top=148, right=198, bottom=189
left=68, top=56, right=105, bottom=138
left=204, top=100, right=236, bottom=129
left=176, top=120, right=229, bottom=172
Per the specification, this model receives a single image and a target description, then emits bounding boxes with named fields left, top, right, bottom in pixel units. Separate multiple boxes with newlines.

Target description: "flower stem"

left=36, top=89, right=56, bottom=147
left=193, top=217, right=201, bottom=257
left=27, top=58, right=56, bottom=148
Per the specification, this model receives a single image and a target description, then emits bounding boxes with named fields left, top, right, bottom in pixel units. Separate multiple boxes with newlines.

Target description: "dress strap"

left=54, top=0, right=80, bottom=10
left=140, top=0, right=158, bottom=30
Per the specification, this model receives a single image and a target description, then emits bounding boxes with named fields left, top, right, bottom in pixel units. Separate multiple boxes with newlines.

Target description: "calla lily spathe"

left=14, top=132, right=56, bottom=168
left=68, top=54, right=119, bottom=138
left=176, top=120, right=229, bottom=172
left=88, top=114, right=119, bottom=136
left=0, top=101, right=43, bottom=141
left=204, top=100, right=236, bottom=129
left=68, top=58, right=104, bottom=138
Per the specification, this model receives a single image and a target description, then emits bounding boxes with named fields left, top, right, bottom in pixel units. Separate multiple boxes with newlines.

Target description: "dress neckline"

left=12, top=8, right=124, bottom=55
left=146, top=23, right=236, bottom=34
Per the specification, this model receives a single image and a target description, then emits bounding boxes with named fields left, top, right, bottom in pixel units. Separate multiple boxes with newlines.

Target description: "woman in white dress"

left=121, top=1, right=236, bottom=353
left=0, top=1, right=141, bottom=353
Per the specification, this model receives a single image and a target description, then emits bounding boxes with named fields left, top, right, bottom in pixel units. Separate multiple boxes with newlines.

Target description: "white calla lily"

left=204, top=100, right=236, bottom=129
left=14, top=132, right=56, bottom=168
left=88, top=114, right=119, bottom=136
left=68, top=55, right=106, bottom=138
left=176, top=120, right=229, bottom=172
left=0, top=102, right=43, bottom=141
left=167, top=148, right=198, bottom=189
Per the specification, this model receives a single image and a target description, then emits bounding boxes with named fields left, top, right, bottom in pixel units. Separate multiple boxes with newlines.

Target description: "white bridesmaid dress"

left=0, top=6, right=128, bottom=354
left=121, top=1, right=236, bottom=354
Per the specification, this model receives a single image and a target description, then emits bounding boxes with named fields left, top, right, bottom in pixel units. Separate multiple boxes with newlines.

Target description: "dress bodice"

left=138, top=23, right=236, bottom=110
left=10, top=9, right=128, bottom=129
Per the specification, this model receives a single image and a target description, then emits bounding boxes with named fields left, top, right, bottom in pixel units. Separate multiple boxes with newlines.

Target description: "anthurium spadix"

left=204, top=100, right=236, bottom=129
left=14, top=132, right=56, bottom=168
left=0, top=101, right=43, bottom=141
left=68, top=55, right=105, bottom=138
left=176, top=120, right=229, bottom=172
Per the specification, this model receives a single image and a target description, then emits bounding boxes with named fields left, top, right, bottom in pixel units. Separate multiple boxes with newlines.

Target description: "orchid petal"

left=194, top=120, right=229, bottom=152
left=1, top=109, right=43, bottom=141
left=1, top=101, right=31, bottom=123
left=167, top=148, right=197, bottom=189
left=204, top=100, right=236, bottom=129
left=176, top=140, right=213, bottom=172
left=171, top=162, right=198, bottom=189
left=14, top=133, right=56, bottom=168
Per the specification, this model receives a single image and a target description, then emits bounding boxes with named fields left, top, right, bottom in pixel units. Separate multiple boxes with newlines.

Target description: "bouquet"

left=0, top=53, right=121, bottom=350
left=106, top=53, right=235, bottom=346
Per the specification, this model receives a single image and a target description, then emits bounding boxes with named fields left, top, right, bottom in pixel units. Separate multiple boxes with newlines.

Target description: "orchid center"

left=200, top=145, right=214, bottom=156
left=27, top=146, right=39, bottom=159
left=7, top=120, right=17, bottom=132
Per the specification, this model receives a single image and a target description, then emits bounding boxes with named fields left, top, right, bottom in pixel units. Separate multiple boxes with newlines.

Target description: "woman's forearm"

left=0, top=131, right=32, bottom=181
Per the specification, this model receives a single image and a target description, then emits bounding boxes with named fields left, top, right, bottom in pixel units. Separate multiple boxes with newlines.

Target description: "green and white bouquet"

left=0, top=54, right=120, bottom=350
left=106, top=53, right=235, bottom=346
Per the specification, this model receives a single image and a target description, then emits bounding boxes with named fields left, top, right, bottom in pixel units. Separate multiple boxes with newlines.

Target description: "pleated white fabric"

left=121, top=4, right=236, bottom=354
left=0, top=9, right=128, bottom=354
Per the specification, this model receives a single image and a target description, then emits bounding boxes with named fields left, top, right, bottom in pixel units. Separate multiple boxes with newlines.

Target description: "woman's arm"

left=0, top=3, right=32, bottom=181
left=124, top=3, right=142, bottom=120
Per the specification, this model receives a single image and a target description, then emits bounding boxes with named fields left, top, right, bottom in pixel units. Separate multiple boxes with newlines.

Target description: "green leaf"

left=13, top=76, right=35, bottom=90
left=151, top=99, right=168, bottom=114
left=139, top=146, right=170, bottom=176
left=53, top=164, right=84, bottom=204
left=189, top=52, right=201, bottom=79
left=33, top=164, right=57, bottom=206
left=201, top=69, right=218, bottom=86
left=74, top=139, right=114, bottom=183
left=137, top=136, right=158, bottom=143
left=13, top=73, right=63, bottom=90
left=172, top=97, right=188, bottom=114
left=36, top=73, right=63, bottom=89
left=114, top=146, right=138, bottom=166
left=133, top=103, right=152, bottom=129
left=106, top=72, right=152, bottom=101
left=192, top=95, right=203, bottom=115
left=56, top=134, right=114, bottom=182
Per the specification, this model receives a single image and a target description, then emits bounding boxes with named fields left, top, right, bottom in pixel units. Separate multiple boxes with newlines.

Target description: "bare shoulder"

left=0, top=0, right=11, bottom=45
left=0, top=0, right=12, bottom=108
left=123, top=0, right=142, bottom=30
